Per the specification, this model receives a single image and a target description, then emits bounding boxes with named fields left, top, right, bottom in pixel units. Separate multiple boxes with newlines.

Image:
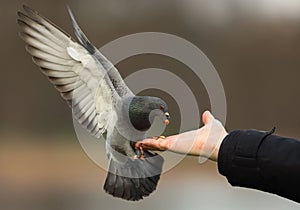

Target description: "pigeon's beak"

left=164, top=112, right=170, bottom=125
left=164, top=119, right=170, bottom=125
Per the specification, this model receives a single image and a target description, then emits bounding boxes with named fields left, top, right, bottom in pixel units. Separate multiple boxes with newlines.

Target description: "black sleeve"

left=217, top=129, right=300, bottom=203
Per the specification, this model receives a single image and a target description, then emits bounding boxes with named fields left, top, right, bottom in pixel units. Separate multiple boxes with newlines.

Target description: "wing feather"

left=26, top=46, right=75, bottom=66
left=67, top=7, right=133, bottom=98
left=48, top=76, right=78, bottom=85
left=40, top=68, right=77, bottom=77
left=18, top=5, right=117, bottom=137
left=19, top=32, right=67, bottom=58
left=32, top=57, right=73, bottom=71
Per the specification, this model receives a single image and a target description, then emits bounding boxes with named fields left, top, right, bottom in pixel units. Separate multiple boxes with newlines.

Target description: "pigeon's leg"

left=134, top=142, right=145, bottom=160
left=134, top=136, right=166, bottom=159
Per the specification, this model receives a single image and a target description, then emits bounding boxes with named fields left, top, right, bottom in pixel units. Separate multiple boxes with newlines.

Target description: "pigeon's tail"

left=103, top=151, right=164, bottom=201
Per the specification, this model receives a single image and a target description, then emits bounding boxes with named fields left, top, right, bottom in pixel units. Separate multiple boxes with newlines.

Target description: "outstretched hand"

left=136, top=111, right=228, bottom=161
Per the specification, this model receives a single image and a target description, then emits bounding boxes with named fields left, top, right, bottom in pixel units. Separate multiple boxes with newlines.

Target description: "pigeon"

left=17, top=5, right=170, bottom=201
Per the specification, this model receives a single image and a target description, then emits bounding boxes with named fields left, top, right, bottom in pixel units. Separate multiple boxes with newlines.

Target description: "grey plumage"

left=104, top=150, right=163, bottom=201
left=17, top=5, right=169, bottom=201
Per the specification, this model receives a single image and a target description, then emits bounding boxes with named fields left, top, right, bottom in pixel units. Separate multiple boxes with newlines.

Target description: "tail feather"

left=139, top=178, right=155, bottom=195
left=103, top=151, right=164, bottom=201
left=112, top=173, right=124, bottom=197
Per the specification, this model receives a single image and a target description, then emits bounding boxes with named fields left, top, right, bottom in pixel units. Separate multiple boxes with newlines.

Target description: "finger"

left=135, top=139, right=156, bottom=150
left=136, top=142, right=160, bottom=151
left=202, top=110, right=215, bottom=125
left=135, top=139, right=166, bottom=151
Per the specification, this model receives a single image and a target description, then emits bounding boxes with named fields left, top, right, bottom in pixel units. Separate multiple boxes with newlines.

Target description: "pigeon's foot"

left=152, top=136, right=166, bottom=140
left=134, top=143, right=145, bottom=160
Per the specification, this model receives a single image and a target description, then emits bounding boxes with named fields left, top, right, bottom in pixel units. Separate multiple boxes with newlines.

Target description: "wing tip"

left=22, top=4, right=39, bottom=19
left=23, top=4, right=32, bottom=12
left=66, top=4, right=77, bottom=28
left=66, top=4, right=73, bottom=18
left=22, top=5, right=41, bottom=17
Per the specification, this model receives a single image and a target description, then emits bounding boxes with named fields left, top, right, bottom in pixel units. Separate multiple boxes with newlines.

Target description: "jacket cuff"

left=217, top=129, right=274, bottom=189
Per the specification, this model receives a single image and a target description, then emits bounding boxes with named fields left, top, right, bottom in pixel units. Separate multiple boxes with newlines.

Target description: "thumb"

left=202, top=110, right=215, bottom=125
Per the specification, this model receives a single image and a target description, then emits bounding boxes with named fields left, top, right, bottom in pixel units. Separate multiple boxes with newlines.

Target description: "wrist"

left=208, top=131, right=228, bottom=162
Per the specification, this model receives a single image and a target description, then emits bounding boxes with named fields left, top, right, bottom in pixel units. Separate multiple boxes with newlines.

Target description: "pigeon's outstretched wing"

left=17, top=5, right=131, bottom=137
left=66, top=6, right=133, bottom=98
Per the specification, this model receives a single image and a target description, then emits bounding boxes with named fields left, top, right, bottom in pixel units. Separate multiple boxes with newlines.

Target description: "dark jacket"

left=218, top=129, right=300, bottom=203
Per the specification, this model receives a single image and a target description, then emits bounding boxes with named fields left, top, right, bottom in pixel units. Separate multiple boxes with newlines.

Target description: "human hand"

left=136, top=111, right=228, bottom=161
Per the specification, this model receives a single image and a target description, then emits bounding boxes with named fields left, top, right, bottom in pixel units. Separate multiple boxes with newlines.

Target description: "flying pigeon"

left=17, top=5, right=170, bottom=201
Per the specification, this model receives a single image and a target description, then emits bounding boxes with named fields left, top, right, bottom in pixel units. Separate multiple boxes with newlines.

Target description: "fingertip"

left=202, top=110, right=214, bottom=124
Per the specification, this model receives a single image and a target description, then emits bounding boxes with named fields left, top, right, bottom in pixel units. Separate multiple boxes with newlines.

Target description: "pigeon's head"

left=128, top=96, right=170, bottom=131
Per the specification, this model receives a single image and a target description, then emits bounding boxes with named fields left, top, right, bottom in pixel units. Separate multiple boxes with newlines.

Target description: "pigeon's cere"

left=17, top=5, right=170, bottom=201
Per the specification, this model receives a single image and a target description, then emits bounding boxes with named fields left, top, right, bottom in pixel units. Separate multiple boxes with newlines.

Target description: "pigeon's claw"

left=135, top=143, right=145, bottom=160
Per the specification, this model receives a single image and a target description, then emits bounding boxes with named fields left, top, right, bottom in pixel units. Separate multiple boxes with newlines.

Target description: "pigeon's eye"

left=160, top=105, right=164, bottom=110
left=165, top=112, right=170, bottom=119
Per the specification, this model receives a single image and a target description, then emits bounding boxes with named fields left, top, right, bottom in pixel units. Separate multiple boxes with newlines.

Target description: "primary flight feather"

left=17, top=5, right=170, bottom=201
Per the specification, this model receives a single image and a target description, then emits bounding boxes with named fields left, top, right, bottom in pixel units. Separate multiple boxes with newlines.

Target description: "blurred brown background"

left=1, top=0, right=300, bottom=209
